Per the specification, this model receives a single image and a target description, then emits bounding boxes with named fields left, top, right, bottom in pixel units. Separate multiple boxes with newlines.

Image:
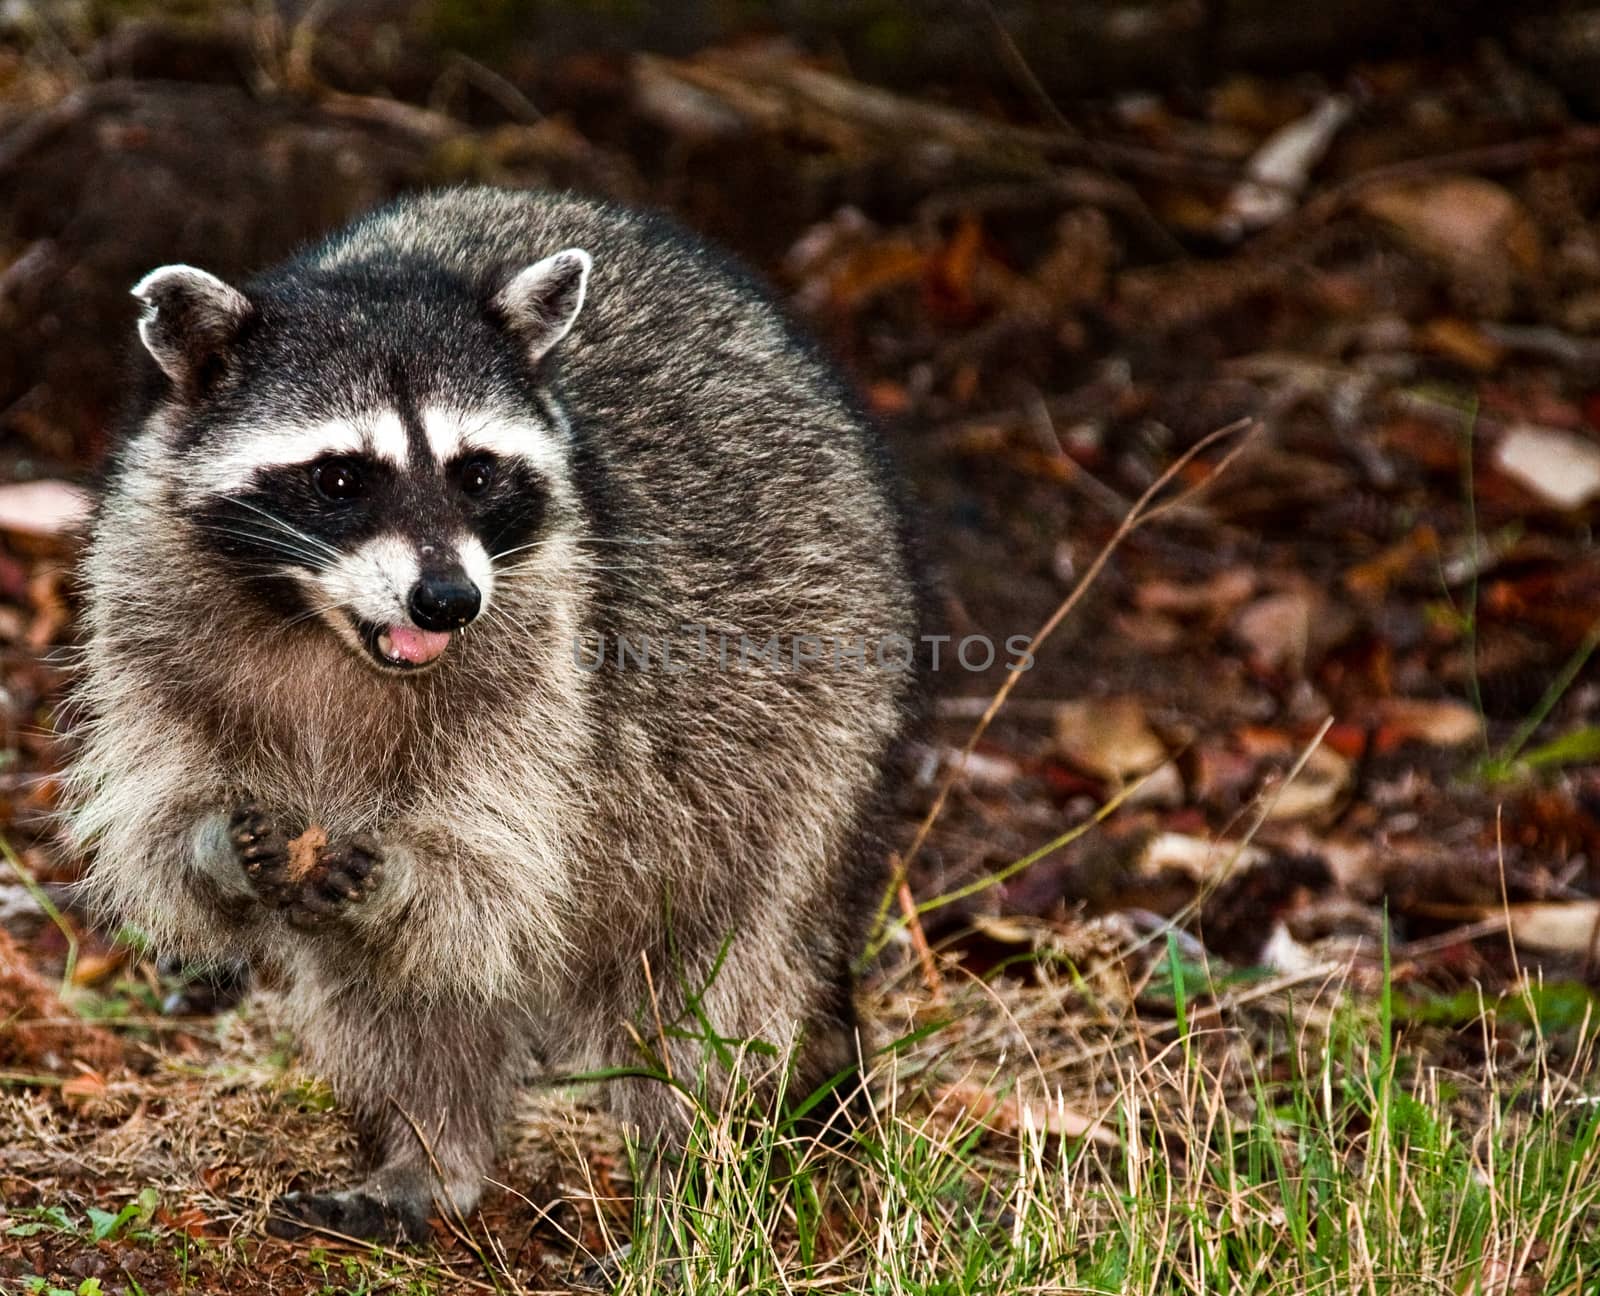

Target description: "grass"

left=1418, top=383, right=1600, bottom=786
left=390, top=891, right=1597, bottom=1296
left=599, top=956, right=1600, bottom=1295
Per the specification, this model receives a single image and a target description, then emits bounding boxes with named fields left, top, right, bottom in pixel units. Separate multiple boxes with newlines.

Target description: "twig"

left=641, top=52, right=1237, bottom=185
left=444, top=51, right=543, bottom=124
left=1267, top=124, right=1600, bottom=247
left=897, top=875, right=943, bottom=1004
left=316, top=90, right=464, bottom=142
left=967, top=0, right=1185, bottom=258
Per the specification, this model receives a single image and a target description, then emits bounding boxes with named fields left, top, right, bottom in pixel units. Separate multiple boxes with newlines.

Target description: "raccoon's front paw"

left=228, top=800, right=293, bottom=902
left=228, top=802, right=383, bottom=928
left=282, top=835, right=384, bottom=931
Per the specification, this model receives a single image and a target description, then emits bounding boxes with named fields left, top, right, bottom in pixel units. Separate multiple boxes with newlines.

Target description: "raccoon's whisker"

left=489, top=536, right=677, bottom=564
left=192, top=521, right=325, bottom=555
left=273, top=600, right=348, bottom=633
left=475, top=607, right=519, bottom=640
left=191, top=525, right=336, bottom=571
left=497, top=555, right=653, bottom=577
left=487, top=539, right=548, bottom=564
left=219, top=497, right=343, bottom=560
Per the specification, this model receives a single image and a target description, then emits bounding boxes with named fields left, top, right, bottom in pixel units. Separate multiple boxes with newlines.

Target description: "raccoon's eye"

left=311, top=458, right=364, bottom=502
left=460, top=456, right=496, bottom=497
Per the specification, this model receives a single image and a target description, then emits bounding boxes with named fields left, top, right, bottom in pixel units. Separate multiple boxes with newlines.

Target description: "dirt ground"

left=3, top=7, right=1600, bottom=1293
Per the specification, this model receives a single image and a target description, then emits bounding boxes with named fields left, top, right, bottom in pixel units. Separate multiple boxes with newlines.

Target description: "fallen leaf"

left=941, top=747, right=1023, bottom=790
left=1343, top=524, right=1440, bottom=599
left=1233, top=590, right=1315, bottom=674
left=1503, top=900, right=1600, bottom=955
left=71, top=948, right=130, bottom=987
left=1359, top=176, right=1529, bottom=263
left=938, top=1080, right=1117, bottom=1147
left=0, top=480, right=92, bottom=537
left=1376, top=697, right=1482, bottom=749
left=1258, top=922, right=1325, bottom=974
left=1113, top=608, right=1184, bottom=652
left=1262, top=745, right=1350, bottom=821
left=1358, top=174, right=1539, bottom=312
left=1124, top=762, right=1185, bottom=808
left=1053, top=697, right=1167, bottom=781
left=61, top=1069, right=108, bottom=1108
left=1492, top=423, right=1600, bottom=509
left=1135, top=567, right=1256, bottom=617
left=1136, top=831, right=1266, bottom=882
left=1415, top=316, right=1504, bottom=371
left=1219, top=95, right=1352, bottom=236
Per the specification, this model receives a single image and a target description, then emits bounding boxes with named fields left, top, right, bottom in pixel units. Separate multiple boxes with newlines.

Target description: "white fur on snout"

left=308, top=534, right=420, bottom=629
left=457, top=535, right=495, bottom=615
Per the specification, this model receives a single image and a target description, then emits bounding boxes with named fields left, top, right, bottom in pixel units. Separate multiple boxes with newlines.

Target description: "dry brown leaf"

left=71, top=947, right=131, bottom=987
left=1137, top=831, right=1266, bottom=882
left=1233, top=590, right=1315, bottom=674
left=1376, top=697, right=1482, bottom=748
left=60, top=1069, right=108, bottom=1108
left=1258, top=922, right=1325, bottom=974
left=1053, top=697, right=1167, bottom=781
left=1262, top=745, right=1350, bottom=821
left=1135, top=567, right=1257, bottom=618
left=1343, top=525, right=1440, bottom=599
left=1358, top=174, right=1540, bottom=312
left=1415, top=317, right=1505, bottom=371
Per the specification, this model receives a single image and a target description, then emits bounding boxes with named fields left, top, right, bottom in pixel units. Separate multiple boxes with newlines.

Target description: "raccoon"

left=62, top=187, right=924, bottom=1242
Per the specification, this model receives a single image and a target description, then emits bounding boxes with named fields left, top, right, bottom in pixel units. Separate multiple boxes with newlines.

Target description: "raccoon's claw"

left=228, top=801, right=292, bottom=898
left=283, top=836, right=384, bottom=930
left=266, top=1188, right=430, bottom=1245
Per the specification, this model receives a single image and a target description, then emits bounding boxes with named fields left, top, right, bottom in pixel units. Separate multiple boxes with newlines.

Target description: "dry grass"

left=3, top=893, right=1599, bottom=1294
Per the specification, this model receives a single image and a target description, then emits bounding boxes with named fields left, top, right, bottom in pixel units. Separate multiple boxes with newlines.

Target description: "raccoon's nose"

left=408, top=576, right=481, bottom=632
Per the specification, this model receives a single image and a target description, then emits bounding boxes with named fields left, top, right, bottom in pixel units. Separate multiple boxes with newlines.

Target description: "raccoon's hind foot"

left=156, top=955, right=251, bottom=1016
left=266, top=1187, right=430, bottom=1246
left=228, top=801, right=383, bottom=929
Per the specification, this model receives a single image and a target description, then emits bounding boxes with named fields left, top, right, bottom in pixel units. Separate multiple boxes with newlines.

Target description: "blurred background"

left=6, top=2, right=1600, bottom=1288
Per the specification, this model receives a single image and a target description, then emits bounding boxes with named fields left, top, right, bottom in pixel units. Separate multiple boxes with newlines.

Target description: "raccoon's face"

left=127, top=248, right=591, bottom=675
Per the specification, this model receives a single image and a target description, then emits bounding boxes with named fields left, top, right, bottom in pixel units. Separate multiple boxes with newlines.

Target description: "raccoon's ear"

left=491, top=248, right=592, bottom=367
left=131, top=265, right=253, bottom=396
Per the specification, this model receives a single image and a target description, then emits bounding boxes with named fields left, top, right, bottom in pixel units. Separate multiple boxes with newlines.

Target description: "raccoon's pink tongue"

left=378, top=624, right=452, bottom=665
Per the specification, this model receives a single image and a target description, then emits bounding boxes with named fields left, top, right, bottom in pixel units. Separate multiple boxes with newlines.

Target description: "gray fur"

left=63, top=187, right=922, bottom=1236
